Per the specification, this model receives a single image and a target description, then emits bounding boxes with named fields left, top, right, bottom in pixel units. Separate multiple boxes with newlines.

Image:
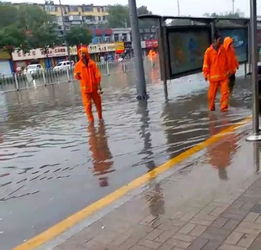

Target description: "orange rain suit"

left=148, top=49, right=157, bottom=65
left=224, top=37, right=239, bottom=93
left=203, top=45, right=230, bottom=112
left=223, top=37, right=239, bottom=75
left=74, top=47, right=102, bottom=122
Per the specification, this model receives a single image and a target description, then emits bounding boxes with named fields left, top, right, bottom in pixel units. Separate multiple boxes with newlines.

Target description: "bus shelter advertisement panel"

left=168, top=29, right=210, bottom=77
left=220, top=28, right=248, bottom=63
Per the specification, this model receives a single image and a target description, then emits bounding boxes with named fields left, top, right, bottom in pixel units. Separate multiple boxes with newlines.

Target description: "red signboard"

left=145, top=40, right=158, bottom=48
left=92, top=29, right=113, bottom=36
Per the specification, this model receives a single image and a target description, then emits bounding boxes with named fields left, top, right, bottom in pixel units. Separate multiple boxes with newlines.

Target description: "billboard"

left=219, top=28, right=248, bottom=63
left=167, top=27, right=211, bottom=78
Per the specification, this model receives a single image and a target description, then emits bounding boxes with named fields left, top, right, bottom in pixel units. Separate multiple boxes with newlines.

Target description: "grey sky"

left=4, top=0, right=261, bottom=17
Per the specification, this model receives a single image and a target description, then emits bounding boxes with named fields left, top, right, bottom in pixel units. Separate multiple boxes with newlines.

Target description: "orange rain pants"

left=208, top=80, right=229, bottom=111
left=82, top=91, right=102, bottom=122
left=74, top=47, right=102, bottom=122
left=203, top=45, right=230, bottom=111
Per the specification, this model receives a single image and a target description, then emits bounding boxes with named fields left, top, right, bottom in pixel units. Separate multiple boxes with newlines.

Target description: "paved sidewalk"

left=47, top=125, right=261, bottom=250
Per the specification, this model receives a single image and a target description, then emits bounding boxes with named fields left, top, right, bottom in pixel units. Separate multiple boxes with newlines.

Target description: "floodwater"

left=0, top=60, right=253, bottom=249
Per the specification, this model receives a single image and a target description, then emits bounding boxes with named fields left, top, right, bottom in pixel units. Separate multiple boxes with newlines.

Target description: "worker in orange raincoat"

left=203, top=33, right=230, bottom=112
left=148, top=49, right=157, bottom=67
left=224, top=37, right=239, bottom=94
left=74, top=47, right=103, bottom=123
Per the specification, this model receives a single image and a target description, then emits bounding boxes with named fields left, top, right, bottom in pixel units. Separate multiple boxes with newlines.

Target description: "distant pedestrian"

left=224, top=37, right=239, bottom=94
left=148, top=49, right=157, bottom=67
left=203, top=33, right=230, bottom=112
left=74, top=47, right=103, bottom=123
left=100, top=56, right=105, bottom=64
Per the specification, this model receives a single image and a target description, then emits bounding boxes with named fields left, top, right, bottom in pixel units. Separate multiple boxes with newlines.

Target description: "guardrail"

left=0, top=60, right=134, bottom=92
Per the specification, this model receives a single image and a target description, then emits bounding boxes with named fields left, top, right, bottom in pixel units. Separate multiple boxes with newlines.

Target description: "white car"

left=25, top=64, right=43, bottom=75
left=53, top=61, right=74, bottom=72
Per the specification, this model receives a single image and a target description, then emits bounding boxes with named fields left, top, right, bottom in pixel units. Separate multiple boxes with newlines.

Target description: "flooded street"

left=0, top=61, right=253, bottom=249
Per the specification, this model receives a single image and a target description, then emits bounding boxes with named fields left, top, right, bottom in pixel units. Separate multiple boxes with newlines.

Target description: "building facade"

left=91, top=28, right=132, bottom=44
left=42, top=1, right=109, bottom=36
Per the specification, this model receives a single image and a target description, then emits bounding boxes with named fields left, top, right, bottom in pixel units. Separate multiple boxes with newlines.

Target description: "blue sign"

left=220, top=28, right=248, bottom=63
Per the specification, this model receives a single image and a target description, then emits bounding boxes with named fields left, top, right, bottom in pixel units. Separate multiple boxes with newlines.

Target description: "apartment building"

left=42, top=1, right=109, bottom=36
left=91, top=28, right=132, bottom=44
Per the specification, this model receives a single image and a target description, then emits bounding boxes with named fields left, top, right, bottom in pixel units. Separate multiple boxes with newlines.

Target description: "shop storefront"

left=12, top=46, right=78, bottom=70
left=0, top=50, right=12, bottom=76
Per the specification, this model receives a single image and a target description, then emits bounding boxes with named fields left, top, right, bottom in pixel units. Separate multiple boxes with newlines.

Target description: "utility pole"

left=128, top=0, right=148, bottom=100
left=58, top=0, right=71, bottom=60
left=247, top=0, right=261, bottom=141
left=177, top=0, right=181, bottom=16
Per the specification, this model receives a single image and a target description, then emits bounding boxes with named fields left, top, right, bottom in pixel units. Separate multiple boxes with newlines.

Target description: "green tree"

left=107, top=4, right=153, bottom=28
left=0, top=4, right=59, bottom=54
left=137, top=6, right=156, bottom=29
left=137, top=5, right=152, bottom=16
left=203, top=9, right=244, bottom=18
left=107, top=5, right=130, bottom=28
left=0, top=25, right=27, bottom=55
left=18, top=5, right=50, bottom=32
left=17, top=5, right=59, bottom=47
left=0, top=4, right=18, bottom=29
left=65, top=26, right=92, bottom=46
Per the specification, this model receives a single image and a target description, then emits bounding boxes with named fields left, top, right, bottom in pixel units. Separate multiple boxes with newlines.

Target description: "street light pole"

left=177, top=0, right=181, bottom=16
left=128, top=0, right=148, bottom=100
left=58, top=0, right=71, bottom=60
left=247, top=0, right=261, bottom=141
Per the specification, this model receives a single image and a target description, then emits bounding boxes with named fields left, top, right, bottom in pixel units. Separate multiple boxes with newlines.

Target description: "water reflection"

left=253, top=142, right=261, bottom=173
left=0, top=63, right=254, bottom=250
left=162, top=94, right=210, bottom=159
left=149, top=67, right=160, bottom=85
left=146, top=170, right=165, bottom=219
left=87, top=122, right=114, bottom=187
left=137, top=102, right=165, bottom=218
left=0, top=92, right=8, bottom=122
left=137, top=101, right=155, bottom=170
left=207, top=113, right=239, bottom=180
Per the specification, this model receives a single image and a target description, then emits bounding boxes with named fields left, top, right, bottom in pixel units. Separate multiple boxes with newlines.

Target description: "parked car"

left=53, top=61, right=74, bottom=72
left=25, top=64, right=43, bottom=75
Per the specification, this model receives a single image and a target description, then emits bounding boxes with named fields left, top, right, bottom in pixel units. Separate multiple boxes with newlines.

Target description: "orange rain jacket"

left=74, top=47, right=101, bottom=93
left=223, top=37, right=239, bottom=75
left=148, top=50, right=157, bottom=60
left=203, top=45, right=229, bottom=82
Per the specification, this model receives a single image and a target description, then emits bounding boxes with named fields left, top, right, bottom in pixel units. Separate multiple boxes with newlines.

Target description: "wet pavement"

left=52, top=130, right=261, bottom=250
left=0, top=61, right=253, bottom=250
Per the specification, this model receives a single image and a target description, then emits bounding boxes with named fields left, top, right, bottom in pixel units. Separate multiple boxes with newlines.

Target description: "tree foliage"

left=107, top=4, right=153, bottom=28
left=65, top=26, right=92, bottom=46
left=203, top=9, right=244, bottom=18
left=0, top=3, right=59, bottom=53
left=0, top=4, right=18, bottom=29
left=107, top=5, right=130, bottom=28
left=137, top=5, right=155, bottom=29
left=0, top=25, right=27, bottom=54
left=137, top=6, right=152, bottom=16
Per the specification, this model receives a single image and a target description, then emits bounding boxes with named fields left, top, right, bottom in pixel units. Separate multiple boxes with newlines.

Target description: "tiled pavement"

left=53, top=176, right=261, bottom=250
left=52, top=131, right=261, bottom=250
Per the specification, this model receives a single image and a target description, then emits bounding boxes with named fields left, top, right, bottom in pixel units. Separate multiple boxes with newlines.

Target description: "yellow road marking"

left=13, top=117, right=251, bottom=250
